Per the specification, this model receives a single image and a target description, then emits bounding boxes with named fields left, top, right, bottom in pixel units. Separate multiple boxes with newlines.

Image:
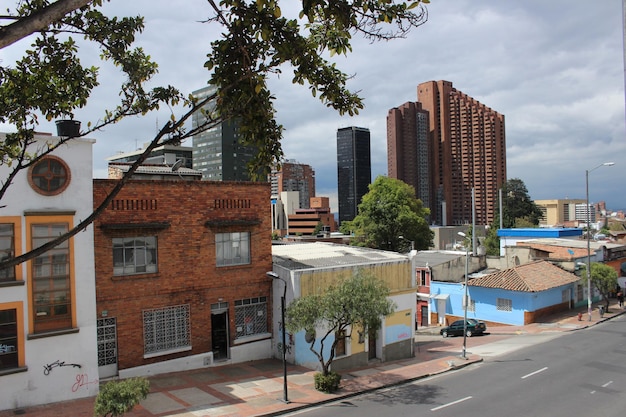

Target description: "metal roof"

left=272, top=242, right=408, bottom=271
left=411, top=250, right=466, bottom=268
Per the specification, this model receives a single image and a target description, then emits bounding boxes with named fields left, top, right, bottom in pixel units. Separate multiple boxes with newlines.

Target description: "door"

left=368, top=328, right=377, bottom=360
left=420, top=305, right=429, bottom=327
left=211, top=307, right=229, bottom=361
left=97, top=317, right=118, bottom=379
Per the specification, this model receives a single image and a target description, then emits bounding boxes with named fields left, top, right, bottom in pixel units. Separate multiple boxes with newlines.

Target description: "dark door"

left=420, top=305, right=429, bottom=327
left=211, top=312, right=228, bottom=361
left=368, top=328, right=376, bottom=360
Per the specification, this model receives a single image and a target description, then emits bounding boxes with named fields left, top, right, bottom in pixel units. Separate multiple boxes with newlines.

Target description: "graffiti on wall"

left=43, top=360, right=82, bottom=375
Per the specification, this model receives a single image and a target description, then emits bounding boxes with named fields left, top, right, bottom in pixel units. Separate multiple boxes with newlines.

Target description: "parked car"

left=440, top=319, right=486, bottom=338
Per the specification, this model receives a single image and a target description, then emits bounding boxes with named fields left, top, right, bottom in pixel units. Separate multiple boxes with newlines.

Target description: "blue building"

left=430, top=260, right=580, bottom=326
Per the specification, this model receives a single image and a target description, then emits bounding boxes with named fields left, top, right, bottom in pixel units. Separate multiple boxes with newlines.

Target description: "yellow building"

left=535, top=199, right=585, bottom=227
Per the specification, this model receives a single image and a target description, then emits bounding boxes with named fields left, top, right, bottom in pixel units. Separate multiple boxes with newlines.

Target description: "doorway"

left=420, top=305, right=429, bottom=327
left=97, top=317, right=118, bottom=379
left=368, top=328, right=377, bottom=360
left=211, top=302, right=229, bottom=361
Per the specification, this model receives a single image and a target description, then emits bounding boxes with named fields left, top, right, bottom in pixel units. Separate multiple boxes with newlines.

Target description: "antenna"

left=171, top=159, right=183, bottom=172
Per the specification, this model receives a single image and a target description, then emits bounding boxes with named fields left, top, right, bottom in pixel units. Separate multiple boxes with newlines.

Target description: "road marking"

left=602, top=381, right=613, bottom=388
left=521, top=366, right=548, bottom=379
left=430, top=396, right=473, bottom=411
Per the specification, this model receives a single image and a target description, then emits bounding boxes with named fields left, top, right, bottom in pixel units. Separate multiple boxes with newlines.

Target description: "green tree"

left=94, top=377, right=150, bottom=417
left=500, top=178, right=543, bottom=228
left=584, top=262, right=618, bottom=312
left=348, top=176, right=433, bottom=252
left=285, top=269, right=395, bottom=384
left=483, top=223, right=500, bottom=256
left=0, top=0, right=430, bottom=271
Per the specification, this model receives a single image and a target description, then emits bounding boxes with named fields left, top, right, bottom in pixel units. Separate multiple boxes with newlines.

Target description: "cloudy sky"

left=3, top=0, right=626, bottom=213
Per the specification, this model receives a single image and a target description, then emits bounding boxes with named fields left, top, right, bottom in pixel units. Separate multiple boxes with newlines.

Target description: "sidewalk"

left=2, top=302, right=623, bottom=417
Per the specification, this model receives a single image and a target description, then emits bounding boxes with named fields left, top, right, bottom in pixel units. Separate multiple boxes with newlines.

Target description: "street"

left=286, top=315, right=626, bottom=417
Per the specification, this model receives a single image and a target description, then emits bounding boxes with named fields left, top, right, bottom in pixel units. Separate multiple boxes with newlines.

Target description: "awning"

left=433, top=294, right=449, bottom=300
left=416, top=292, right=430, bottom=300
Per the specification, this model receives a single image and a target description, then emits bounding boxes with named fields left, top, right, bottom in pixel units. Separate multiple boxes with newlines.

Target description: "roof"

left=468, top=260, right=579, bottom=292
left=272, top=242, right=408, bottom=270
left=498, top=228, right=582, bottom=238
left=515, top=238, right=625, bottom=251
left=109, top=163, right=202, bottom=176
left=411, top=250, right=466, bottom=268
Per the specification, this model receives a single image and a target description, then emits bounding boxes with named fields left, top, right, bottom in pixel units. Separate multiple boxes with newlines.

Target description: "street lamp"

left=457, top=232, right=469, bottom=360
left=266, top=271, right=289, bottom=403
left=585, top=162, right=614, bottom=321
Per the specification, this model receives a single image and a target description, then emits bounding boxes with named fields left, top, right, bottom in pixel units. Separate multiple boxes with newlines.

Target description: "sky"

left=3, top=0, right=626, bottom=213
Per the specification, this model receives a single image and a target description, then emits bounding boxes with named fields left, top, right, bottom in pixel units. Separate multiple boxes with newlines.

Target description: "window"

left=417, top=269, right=428, bottom=286
left=234, top=297, right=267, bottom=338
left=0, top=224, right=15, bottom=282
left=467, top=299, right=475, bottom=312
left=0, top=309, right=18, bottom=370
left=143, top=304, right=191, bottom=356
left=32, top=223, right=72, bottom=332
left=216, top=232, right=250, bottom=266
left=28, top=156, right=70, bottom=196
left=496, top=298, right=512, bottom=312
left=113, top=236, right=158, bottom=275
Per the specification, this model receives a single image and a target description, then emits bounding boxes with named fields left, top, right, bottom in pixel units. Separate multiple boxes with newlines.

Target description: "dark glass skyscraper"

left=337, top=126, right=371, bottom=225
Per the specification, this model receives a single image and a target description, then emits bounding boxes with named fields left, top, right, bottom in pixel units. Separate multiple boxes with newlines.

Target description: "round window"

left=28, top=156, right=71, bottom=196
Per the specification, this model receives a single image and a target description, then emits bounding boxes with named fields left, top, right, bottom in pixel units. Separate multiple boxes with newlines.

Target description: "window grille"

left=143, top=304, right=190, bottom=355
left=234, top=297, right=267, bottom=338
left=0, top=309, right=18, bottom=370
left=496, top=298, right=512, bottom=312
left=0, top=224, right=15, bottom=281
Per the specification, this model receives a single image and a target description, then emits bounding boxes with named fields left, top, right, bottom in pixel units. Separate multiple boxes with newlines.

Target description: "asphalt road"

left=287, top=315, right=626, bottom=417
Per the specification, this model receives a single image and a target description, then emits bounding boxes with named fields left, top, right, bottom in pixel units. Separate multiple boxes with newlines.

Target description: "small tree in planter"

left=94, top=377, right=150, bottom=417
left=285, top=269, right=395, bottom=392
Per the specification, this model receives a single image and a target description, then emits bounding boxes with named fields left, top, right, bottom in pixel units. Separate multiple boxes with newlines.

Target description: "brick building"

left=93, top=179, right=273, bottom=378
left=415, top=80, right=507, bottom=226
left=287, top=196, right=337, bottom=235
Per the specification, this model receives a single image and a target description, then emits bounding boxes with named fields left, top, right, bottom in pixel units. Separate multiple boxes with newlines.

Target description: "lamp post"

left=457, top=232, right=469, bottom=360
left=266, top=271, right=289, bottom=403
left=585, top=162, right=614, bottom=321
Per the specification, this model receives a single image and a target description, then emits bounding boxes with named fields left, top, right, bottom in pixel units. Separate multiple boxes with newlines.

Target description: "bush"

left=314, top=371, right=341, bottom=393
left=94, top=377, right=150, bottom=417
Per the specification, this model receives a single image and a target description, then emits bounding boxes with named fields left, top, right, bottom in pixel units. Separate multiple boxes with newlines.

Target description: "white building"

left=0, top=132, right=99, bottom=411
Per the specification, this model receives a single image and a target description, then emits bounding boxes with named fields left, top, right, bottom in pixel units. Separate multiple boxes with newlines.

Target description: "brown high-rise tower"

left=414, top=80, right=506, bottom=226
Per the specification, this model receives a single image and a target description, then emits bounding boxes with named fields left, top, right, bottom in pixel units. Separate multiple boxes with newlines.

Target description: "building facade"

left=269, top=160, right=316, bottom=210
left=535, top=199, right=586, bottom=227
left=0, top=132, right=99, bottom=411
left=93, top=179, right=273, bottom=378
left=417, top=80, right=507, bottom=226
left=387, top=101, right=431, bottom=211
left=287, top=197, right=337, bottom=236
left=337, top=126, right=371, bottom=225
left=191, top=85, right=260, bottom=181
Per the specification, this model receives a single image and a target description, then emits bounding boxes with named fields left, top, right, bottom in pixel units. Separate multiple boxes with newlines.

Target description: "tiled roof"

left=272, top=242, right=408, bottom=270
left=468, top=260, right=579, bottom=292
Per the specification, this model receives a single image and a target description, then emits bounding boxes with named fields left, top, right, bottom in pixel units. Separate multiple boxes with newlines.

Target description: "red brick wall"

left=93, top=179, right=272, bottom=370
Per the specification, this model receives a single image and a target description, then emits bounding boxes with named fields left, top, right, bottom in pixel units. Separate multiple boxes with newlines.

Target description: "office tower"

left=417, top=80, right=506, bottom=226
left=337, top=126, right=371, bottom=225
left=269, top=159, right=316, bottom=209
left=387, top=101, right=431, bottom=212
left=191, top=85, right=260, bottom=181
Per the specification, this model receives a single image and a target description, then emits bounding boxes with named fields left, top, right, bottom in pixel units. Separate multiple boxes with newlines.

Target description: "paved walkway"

left=2, top=302, right=623, bottom=417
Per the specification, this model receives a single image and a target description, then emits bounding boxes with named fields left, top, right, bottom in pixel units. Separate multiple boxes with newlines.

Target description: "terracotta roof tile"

left=468, top=260, right=579, bottom=292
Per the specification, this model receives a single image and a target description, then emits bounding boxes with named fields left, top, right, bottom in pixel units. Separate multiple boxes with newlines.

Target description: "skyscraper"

left=417, top=80, right=506, bottom=226
left=269, top=159, right=316, bottom=209
left=337, top=126, right=371, bottom=225
left=191, top=85, right=260, bottom=181
left=387, top=101, right=431, bottom=212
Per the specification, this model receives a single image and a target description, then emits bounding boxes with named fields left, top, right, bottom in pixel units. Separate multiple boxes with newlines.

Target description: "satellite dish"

left=171, top=159, right=183, bottom=172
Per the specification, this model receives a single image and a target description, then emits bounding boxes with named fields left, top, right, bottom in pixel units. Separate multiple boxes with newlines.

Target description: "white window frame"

left=496, top=297, right=512, bottom=312
left=113, top=236, right=158, bottom=276
left=216, top=232, right=250, bottom=266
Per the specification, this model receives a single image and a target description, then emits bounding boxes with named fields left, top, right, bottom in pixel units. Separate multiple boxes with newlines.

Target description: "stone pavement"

left=2, top=301, right=623, bottom=417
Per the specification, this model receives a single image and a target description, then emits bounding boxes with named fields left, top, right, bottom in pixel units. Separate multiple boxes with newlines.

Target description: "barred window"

left=496, top=298, right=512, bottom=312
left=216, top=232, right=250, bottom=267
left=143, top=304, right=190, bottom=356
left=234, top=297, right=267, bottom=338
left=0, top=309, right=18, bottom=370
left=113, top=236, right=157, bottom=275
left=467, top=298, right=475, bottom=312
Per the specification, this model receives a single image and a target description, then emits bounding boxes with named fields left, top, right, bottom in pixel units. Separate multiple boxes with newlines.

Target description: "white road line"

left=430, top=396, right=473, bottom=411
left=602, top=381, right=613, bottom=388
left=521, top=366, right=548, bottom=379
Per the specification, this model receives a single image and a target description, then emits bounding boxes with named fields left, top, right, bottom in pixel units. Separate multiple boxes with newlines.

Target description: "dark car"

left=440, top=319, right=487, bottom=337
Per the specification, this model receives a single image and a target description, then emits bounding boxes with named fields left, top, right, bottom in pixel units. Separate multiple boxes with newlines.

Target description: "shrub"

left=94, top=377, right=150, bottom=417
left=314, top=371, right=341, bottom=393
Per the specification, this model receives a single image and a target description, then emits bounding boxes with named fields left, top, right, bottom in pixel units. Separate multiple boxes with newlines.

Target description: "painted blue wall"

left=430, top=281, right=576, bottom=326
left=293, top=329, right=335, bottom=370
